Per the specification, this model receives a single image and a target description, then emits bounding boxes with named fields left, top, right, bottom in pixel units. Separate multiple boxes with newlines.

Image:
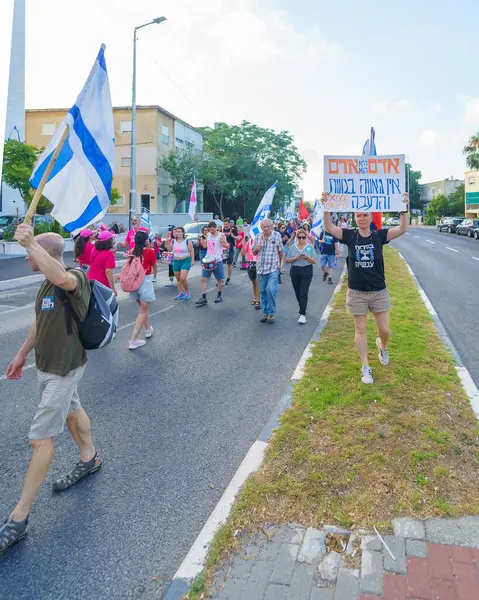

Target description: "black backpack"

left=55, top=272, right=119, bottom=350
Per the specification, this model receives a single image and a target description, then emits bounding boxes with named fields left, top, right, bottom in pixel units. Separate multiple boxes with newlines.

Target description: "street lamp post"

left=129, top=16, right=167, bottom=230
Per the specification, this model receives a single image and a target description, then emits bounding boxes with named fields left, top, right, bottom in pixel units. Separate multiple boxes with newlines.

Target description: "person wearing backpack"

left=88, top=230, right=118, bottom=295
left=2, top=225, right=102, bottom=554
left=124, top=230, right=157, bottom=350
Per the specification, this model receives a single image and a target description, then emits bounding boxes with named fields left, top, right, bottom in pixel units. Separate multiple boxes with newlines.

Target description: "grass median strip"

left=186, top=246, right=479, bottom=598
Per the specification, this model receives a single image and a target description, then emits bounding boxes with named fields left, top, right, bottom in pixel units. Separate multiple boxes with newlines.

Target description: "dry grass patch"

left=186, top=247, right=479, bottom=598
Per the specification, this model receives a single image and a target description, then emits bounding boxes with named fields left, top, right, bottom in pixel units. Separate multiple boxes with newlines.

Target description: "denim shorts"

left=173, top=257, right=192, bottom=272
left=320, top=254, right=335, bottom=268
left=202, top=260, right=225, bottom=280
left=129, top=275, right=155, bottom=303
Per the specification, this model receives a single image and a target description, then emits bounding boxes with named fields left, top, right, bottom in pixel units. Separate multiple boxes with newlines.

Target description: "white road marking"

left=414, top=235, right=420, bottom=238
left=446, top=247, right=459, bottom=253
left=473, top=257, right=479, bottom=262
left=426, top=240, right=435, bottom=244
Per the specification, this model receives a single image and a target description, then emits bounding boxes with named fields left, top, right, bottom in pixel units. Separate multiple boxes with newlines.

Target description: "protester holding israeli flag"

left=30, top=45, right=114, bottom=236
left=250, top=182, right=277, bottom=240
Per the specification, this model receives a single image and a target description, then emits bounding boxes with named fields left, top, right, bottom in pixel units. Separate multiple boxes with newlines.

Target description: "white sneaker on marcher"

left=376, top=337, right=389, bottom=366
left=129, top=339, right=146, bottom=350
left=298, top=315, right=307, bottom=324
left=361, top=365, right=373, bottom=384
left=145, top=327, right=154, bottom=339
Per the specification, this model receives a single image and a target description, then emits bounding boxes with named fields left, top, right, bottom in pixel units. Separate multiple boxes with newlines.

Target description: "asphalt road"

left=0, top=259, right=343, bottom=600
left=392, top=226, right=479, bottom=387
left=0, top=252, right=75, bottom=281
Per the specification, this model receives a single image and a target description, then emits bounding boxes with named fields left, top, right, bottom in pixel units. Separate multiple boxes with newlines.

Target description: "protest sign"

left=323, top=154, right=406, bottom=212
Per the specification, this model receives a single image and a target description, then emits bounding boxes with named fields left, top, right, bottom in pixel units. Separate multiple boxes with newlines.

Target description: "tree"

left=110, top=187, right=121, bottom=206
left=405, top=163, right=422, bottom=213
left=425, top=194, right=450, bottom=225
left=463, top=134, right=479, bottom=170
left=199, top=121, right=307, bottom=219
left=159, top=147, right=203, bottom=212
left=448, top=183, right=465, bottom=216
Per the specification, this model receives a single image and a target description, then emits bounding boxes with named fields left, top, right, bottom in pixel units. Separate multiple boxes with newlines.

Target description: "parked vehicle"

left=437, top=217, right=464, bottom=233
left=0, top=215, right=18, bottom=239
left=183, top=221, right=210, bottom=258
left=388, top=217, right=400, bottom=226
left=456, top=219, right=479, bottom=237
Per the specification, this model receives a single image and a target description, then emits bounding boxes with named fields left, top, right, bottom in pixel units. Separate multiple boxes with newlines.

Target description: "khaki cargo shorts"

left=346, top=288, right=391, bottom=316
left=29, top=365, right=85, bottom=440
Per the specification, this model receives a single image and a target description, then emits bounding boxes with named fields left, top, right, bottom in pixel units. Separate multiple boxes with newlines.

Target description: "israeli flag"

left=30, top=45, right=114, bottom=236
left=311, top=199, right=324, bottom=239
left=285, top=200, right=295, bottom=221
left=362, top=127, right=377, bottom=156
left=250, top=182, right=277, bottom=239
left=140, top=210, right=151, bottom=230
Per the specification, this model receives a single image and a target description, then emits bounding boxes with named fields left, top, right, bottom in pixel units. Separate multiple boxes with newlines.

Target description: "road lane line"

left=446, top=247, right=459, bottom=253
left=426, top=240, right=435, bottom=244
left=473, top=257, right=479, bottom=262
left=414, top=235, right=420, bottom=238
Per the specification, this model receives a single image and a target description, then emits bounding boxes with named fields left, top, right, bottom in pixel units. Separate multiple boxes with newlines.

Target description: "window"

left=162, top=124, right=169, bottom=144
left=162, top=195, right=168, bottom=212
left=116, top=195, right=125, bottom=207
left=42, top=123, right=56, bottom=136
left=120, top=157, right=131, bottom=167
left=140, top=194, right=151, bottom=212
left=468, top=176, right=475, bottom=185
left=120, top=120, right=132, bottom=133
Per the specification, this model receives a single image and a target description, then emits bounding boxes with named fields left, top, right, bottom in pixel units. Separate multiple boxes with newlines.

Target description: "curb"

left=162, top=266, right=347, bottom=599
left=397, top=252, right=479, bottom=420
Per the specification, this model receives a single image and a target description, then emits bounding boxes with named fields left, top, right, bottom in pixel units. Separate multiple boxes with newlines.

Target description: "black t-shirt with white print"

left=341, top=228, right=389, bottom=291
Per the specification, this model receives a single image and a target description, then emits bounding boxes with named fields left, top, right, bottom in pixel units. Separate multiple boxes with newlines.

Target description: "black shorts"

left=247, top=268, right=257, bottom=281
left=226, top=248, right=235, bottom=265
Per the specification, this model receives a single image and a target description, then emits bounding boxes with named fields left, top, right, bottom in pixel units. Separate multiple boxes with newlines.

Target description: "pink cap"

left=97, top=230, right=115, bottom=241
left=79, top=228, right=93, bottom=238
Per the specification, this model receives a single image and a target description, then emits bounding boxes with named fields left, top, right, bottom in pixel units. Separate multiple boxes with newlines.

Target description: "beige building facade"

left=25, top=105, right=203, bottom=216
left=465, top=170, right=479, bottom=218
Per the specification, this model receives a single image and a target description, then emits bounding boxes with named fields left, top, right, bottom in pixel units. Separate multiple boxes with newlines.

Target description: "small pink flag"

left=188, top=177, right=197, bottom=219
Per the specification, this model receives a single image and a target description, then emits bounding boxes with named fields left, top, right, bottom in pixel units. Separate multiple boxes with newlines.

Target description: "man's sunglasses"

left=297, top=236, right=306, bottom=239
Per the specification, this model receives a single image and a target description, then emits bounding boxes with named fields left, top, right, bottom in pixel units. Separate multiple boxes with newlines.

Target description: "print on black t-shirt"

left=341, top=228, right=389, bottom=292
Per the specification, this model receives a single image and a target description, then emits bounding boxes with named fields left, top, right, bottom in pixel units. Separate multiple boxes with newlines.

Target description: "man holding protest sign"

left=322, top=152, right=409, bottom=384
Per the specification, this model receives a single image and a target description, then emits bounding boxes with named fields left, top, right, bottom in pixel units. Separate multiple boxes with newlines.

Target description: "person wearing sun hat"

left=88, top=230, right=117, bottom=295
left=74, top=228, right=95, bottom=272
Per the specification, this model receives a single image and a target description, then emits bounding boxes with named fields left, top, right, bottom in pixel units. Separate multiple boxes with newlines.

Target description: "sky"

left=24, top=0, right=479, bottom=202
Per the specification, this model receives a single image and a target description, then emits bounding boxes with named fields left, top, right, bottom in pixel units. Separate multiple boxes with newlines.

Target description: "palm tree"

left=463, top=133, right=479, bottom=170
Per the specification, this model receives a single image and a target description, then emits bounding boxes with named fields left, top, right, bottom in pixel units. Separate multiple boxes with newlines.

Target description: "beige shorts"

left=346, top=288, right=391, bottom=315
left=29, top=365, right=85, bottom=440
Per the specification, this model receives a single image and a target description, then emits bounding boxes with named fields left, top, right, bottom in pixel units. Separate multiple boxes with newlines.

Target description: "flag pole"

left=24, top=125, right=70, bottom=225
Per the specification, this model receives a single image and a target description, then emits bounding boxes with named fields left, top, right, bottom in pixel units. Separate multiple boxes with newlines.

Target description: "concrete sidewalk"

left=208, top=518, right=479, bottom=599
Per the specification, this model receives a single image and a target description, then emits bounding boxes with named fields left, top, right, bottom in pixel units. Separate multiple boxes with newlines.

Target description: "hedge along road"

left=0, top=260, right=343, bottom=600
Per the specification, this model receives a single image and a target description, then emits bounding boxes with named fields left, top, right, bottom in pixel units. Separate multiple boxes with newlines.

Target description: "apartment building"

left=25, top=105, right=203, bottom=216
left=420, top=177, right=463, bottom=209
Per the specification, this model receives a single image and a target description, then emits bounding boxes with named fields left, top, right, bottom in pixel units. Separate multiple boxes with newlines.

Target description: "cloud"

left=420, top=129, right=440, bottom=146
left=463, top=98, right=479, bottom=127
left=372, top=99, right=411, bottom=114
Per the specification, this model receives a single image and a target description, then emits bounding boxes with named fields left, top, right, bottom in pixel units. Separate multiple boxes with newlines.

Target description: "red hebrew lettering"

left=328, top=159, right=339, bottom=174
left=388, top=158, right=400, bottom=173
left=369, top=159, right=377, bottom=174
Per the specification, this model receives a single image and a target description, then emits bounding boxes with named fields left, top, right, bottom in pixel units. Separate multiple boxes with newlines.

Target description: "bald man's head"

left=35, top=232, right=65, bottom=261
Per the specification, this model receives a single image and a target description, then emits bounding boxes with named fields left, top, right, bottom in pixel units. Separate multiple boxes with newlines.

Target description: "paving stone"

left=335, top=568, right=360, bottom=600
left=271, top=526, right=305, bottom=544
left=360, top=535, right=382, bottom=552
left=239, top=558, right=275, bottom=600
left=346, top=533, right=357, bottom=555
left=257, top=541, right=282, bottom=562
left=309, top=588, right=334, bottom=600
left=298, top=528, right=327, bottom=565
left=317, top=551, right=344, bottom=583
left=215, top=576, right=245, bottom=600
left=286, top=563, right=316, bottom=599
left=424, top=516, right=479, bottom=548
left=360, top=550, right=383, bottom=596
left=383, top=535, right=406, bottom=574
left=270, top=543, right=300, bottom=585
left=322, top=524, right=352, bottom=536
left=406, top=539, right=428, bottom=558
left=264, top=583, right=288, bottom=600
left=229, top=553, right=256, bottom=580
left=392, top=517, right=425, bottom=540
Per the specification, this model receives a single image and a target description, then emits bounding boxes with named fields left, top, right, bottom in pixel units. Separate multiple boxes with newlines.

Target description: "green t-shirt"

left=236, top=218, right=244, bottom=226
left=35, top=270, right=90, bottom=376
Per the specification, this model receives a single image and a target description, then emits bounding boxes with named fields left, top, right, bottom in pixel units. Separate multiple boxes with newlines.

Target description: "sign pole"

left=24, top=125, right=69, bottom=225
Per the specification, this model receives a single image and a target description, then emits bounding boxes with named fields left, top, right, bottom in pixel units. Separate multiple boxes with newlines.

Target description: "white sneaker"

left=376, top=337, right=389, bottom=366
left=361, top=365, right=373, bottom=384
left=145, top=327, right=154, bottom=339
left=129, top=339, right=146, bottom=350
left=298, top=315, right=307, bottom=324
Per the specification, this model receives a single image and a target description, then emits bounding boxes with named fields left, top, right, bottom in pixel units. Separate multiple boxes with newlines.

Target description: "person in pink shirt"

left=88, top=231, right=117, bottom=295
left=241, top=235, right=260, bottom=309
left=74, top=228, right=95, bottom=272
left=119, top=216, right=141, bottom=250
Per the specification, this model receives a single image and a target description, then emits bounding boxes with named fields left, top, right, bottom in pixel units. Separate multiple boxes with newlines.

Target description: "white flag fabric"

left=30, top=45, right=114, bottom=236
left=250, top=182, right=277, bottom=239
left=285, top=199, right=296, bottom=221
left=188, top=177, right=197, bottom=220
left=140, top=211, right=151, bottom=230
left=311, top=199, right=324, bottom=238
